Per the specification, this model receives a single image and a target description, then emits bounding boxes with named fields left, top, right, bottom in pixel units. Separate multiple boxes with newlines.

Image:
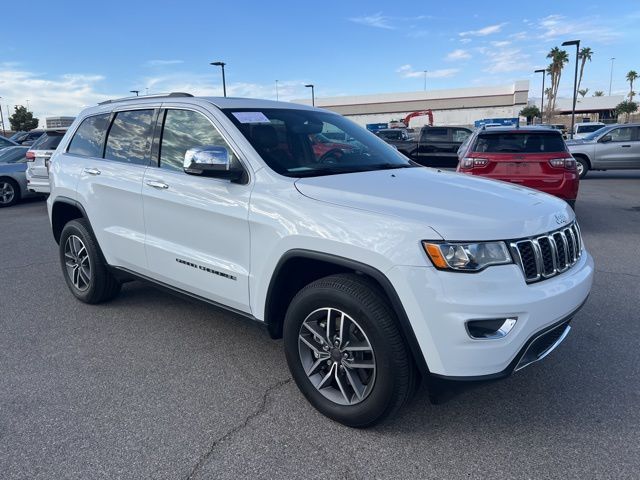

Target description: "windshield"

left=576, top=124, right=604, bottom=134
left=582, top=126, right=610, bottom=141
left=30, top=131, right=65, bottom=151
left=473, top=132, right=567, bottom=153
left=223, top=108, right=413, bottom=177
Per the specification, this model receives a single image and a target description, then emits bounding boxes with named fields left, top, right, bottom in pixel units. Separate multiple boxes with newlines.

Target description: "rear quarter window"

left=473, top=132, right=567, bottom=153
left=68, top=114, right=111, bottom=157
left=31, top=131, right=65, bottom=150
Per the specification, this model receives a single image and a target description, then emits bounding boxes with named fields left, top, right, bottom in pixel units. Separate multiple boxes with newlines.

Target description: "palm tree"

left=593, top=91, right=604, bottom=97
left=578, top=88, right=589, bottom=98
left=577, top=47, right=593, bottom=93
left=545, top=47, right=569, bottom=116
left=626, top=70, right=638, bottom=101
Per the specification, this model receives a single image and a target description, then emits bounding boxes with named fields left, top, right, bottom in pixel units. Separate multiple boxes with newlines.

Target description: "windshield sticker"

left=233, top=112, right=270, bottom=124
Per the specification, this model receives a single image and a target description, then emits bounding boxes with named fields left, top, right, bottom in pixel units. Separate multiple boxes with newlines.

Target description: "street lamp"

left=130, top=90, right=140, bottom=96
left=275, top=80, right=279, bottom=101
left=0, top=97, right=5, bottom=136
left=210, top=61, right=227, bottom=97
left=534, top=69, right=546, bottom=123
left=562, top=39, right=580, bottom=139
left=305, top=84, right=315, bottom=106
left=609, top=57, right=616, bottom=96
left=423, top=70, right=428, bottom=91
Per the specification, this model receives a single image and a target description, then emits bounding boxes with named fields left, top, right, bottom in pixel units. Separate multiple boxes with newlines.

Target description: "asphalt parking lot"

left=1, top=172, right=639, bottom=480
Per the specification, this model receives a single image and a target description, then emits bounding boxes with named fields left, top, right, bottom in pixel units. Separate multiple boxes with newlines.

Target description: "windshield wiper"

left=366, top=163, right=415, bottom=171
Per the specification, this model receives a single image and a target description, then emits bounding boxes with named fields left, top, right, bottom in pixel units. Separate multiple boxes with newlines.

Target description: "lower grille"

left=515, top=321, right=571, bottom=371
left=511, top=222, right=582, bottom=283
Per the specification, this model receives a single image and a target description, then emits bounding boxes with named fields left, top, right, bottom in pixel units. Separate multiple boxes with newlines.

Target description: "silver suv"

left=566, top=123, right=640, bottom=178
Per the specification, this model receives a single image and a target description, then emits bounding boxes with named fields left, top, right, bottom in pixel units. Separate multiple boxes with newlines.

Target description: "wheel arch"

left=51, top=196, right=89, bottom=244
left=264, top=249, right=429, bottom=376
left=572, top=153, right=592, bottom=168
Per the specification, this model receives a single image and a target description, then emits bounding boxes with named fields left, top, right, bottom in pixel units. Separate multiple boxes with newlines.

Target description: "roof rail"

left=98, top=92, right=193, bottom=105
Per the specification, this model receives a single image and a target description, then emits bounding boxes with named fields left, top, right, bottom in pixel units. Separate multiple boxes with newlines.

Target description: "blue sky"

left=1, top=0, right=639, bottom=121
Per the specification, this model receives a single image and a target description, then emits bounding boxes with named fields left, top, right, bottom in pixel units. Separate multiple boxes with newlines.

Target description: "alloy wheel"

left=0, top=181, right=15, bottom=205
left=64, top=235, right=91, bottom=291
left=576, top=162, right=584, bottom=177
left=298, top=307, right=376, bottom=406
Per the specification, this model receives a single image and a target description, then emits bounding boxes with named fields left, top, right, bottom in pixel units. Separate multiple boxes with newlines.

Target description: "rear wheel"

left=283, top=274, right=416, bottom=427
left=59, top=219, right=121, bottom=303
left=0, top=179, right=19, bottom=207
left=575, top=157, right=589, bottom=179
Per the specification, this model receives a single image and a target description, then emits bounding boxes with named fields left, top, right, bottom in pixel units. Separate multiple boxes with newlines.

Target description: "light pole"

left=130, top=90, right=140, bottom=96
left=275, top=80, right=279, bottom=101
left=609, top=57, right=615, bottom=96
left=423, top=70, right=428, bottom=91
left=535, top=69, right=546, bottom=123
left=210, top=61, right=227, bottom=97
left=0, top=97, right=5, bottom=136
left=26, top=99, right=30, bottom=111
left=305, top=84, right=315, bottom=106
left=562, top=39, right=580, bottom=139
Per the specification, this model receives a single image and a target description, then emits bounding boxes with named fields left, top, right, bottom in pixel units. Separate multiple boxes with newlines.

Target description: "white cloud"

left=349, top=12, right=394, bottom=29
left=446, top=49, right=471, bottom=61
left=144, top=59, right=184, bottom=67
left=0, top=66, right=116, bottom=123
left=460, top=38, right=472, bottom=44
left=396, top=65, right=458, bottom=79
left=459, top=23, right=505, bottom=37
left=490, top=40, right=511, bottom=47
left=536, top=14, right=617, bottom=42
left=481, top=47, right=532, bottom=73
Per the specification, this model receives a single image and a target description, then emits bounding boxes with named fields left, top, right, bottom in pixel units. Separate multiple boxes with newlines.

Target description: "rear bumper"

left=26, top=177, right=50, bottom=194
left=459, top=171, right=579, bottom=201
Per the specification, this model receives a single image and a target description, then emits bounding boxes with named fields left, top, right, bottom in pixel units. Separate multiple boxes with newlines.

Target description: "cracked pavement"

left=1, top=171, right=639, bottom=479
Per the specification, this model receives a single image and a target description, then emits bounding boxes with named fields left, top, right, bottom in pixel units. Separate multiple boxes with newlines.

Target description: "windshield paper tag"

left=233, top=112, right=270, bottom=123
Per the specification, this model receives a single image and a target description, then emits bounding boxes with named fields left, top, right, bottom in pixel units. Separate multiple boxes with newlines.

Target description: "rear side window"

left=104, top=110, right=154, bottom=166
left=159, top=109, right=237, bottom=171
left=30, top=131, right=65, bottom=150
left=451, top=128, right=471, bottom=143
left=473, top=132, right=566, bottom=153
left=576, top=124, right=603, bottom=134
left=68, top=114, right=111, bottom=157
left=421, top=128, right=448, bottom=142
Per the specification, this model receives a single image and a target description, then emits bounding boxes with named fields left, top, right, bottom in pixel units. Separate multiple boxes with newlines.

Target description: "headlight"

left=422, top=241, right=512, bottom=272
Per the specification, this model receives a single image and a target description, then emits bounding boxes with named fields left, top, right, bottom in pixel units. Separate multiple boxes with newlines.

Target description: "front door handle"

left=146, top=180, right=169, bottom=190
left=83, top=167, right=101, bottom=176
left=621, top=145, right=631, bottom=148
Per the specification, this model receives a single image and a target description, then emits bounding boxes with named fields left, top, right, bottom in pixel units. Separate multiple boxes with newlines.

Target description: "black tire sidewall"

left=576, top=158, right=588, bottom=179
left=284, top=283, right=403, bottom=427
left=59, top=220, right=104, bottom=302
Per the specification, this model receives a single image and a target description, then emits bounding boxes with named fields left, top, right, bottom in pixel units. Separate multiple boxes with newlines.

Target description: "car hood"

left=294, top=167, right=573, bottom=240
left=566, top=139, right=594, bottom=146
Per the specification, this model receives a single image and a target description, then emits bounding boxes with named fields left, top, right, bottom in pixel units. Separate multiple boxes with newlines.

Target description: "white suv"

left=47, top=93, right=594, bottom=427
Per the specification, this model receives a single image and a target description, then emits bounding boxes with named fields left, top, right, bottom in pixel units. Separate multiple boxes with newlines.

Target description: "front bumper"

left=387, top=250, right=594, bottom=378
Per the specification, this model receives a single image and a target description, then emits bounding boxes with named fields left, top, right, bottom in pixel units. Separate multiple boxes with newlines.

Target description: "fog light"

left=466, top=317, right=517, bottom=339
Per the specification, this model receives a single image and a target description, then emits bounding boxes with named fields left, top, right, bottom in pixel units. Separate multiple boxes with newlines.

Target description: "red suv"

left=457, top=127, right=578, bottom=208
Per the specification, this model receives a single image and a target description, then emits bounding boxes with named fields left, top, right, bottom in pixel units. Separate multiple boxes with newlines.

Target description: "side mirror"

left=599, top=135, right=612, bottom=143
left=183, top=145, right=244, bottom=181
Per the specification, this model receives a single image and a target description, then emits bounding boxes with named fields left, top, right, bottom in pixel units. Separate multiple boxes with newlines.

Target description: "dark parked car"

left=375, top=128, right=413, bottom=142
left=9, top=130, right=45, bottom=146
left=0, top=135, right=19, bottom=150
left=378, top=126, right=472, bottom=168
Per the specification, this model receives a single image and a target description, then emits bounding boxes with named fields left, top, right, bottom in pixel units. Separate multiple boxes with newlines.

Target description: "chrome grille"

left=510, top=222, right=582, bottom=283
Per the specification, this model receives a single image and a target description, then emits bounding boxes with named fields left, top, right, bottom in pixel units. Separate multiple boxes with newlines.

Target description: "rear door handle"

left=146, top=180, right=169, bottom=190
left=621, top=145, right=631, bottom=148
left=83, top=167, right=101, bottom=175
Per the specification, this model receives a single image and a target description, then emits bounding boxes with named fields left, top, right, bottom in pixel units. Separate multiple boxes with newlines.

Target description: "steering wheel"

left=318, top=149, right=344, bottom=164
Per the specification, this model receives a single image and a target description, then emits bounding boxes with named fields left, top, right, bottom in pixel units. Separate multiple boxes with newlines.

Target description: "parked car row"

left=0, top=146, right=40, bottom=207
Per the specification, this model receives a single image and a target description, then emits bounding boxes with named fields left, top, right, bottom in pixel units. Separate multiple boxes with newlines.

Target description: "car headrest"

left=252, top=125, right=279, bottom=149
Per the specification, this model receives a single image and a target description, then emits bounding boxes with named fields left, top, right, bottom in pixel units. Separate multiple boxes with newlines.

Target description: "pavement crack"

left=185, top=376, right=292, bottom=480
left=595, top=269, right=640, bottom=279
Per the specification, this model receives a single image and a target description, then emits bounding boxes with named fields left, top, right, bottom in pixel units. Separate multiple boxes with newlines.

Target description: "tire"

left=575, top=157, right=589, bottom=179
left=0, top=178, right=19, bottom=208
left=59, top=218, right=121, bottom=304
left=283, top=273, right=416, bottom=427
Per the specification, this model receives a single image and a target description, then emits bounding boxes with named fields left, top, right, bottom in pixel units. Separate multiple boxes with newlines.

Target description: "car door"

left=142, top=106, right=252, bottom=313
left=594, top=126, right=635, bottom=168
left=629, top=127, right=640, bottom=169
left=74, top=108, right=156, bottom=272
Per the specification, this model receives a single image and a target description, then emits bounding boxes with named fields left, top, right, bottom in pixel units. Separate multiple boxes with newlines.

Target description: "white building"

left=294, top=81, right=529, bottom=128
left=44, top=116, right=75, bottom=128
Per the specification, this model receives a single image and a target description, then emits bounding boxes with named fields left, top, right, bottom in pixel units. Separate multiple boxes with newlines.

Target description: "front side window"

left=223, top=108, right=412, bottom=177
left=104, top=109, right=154, bottom=166
left=608, top=127, right=633, bottom=142
left=576, top=124, right=603, bottom=134
left=159, top=109, right=238, bottom=171
left=68, top=114, right=110, bottom=157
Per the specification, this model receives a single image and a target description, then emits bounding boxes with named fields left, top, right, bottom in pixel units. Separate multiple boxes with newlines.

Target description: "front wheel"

left=575, top=157, right=589, bottom=179
left=283, top=274, right=416, bottom=427
left=0, top=178, right=19, bottom=207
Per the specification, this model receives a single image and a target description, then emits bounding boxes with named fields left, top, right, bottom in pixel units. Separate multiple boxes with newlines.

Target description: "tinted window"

left=576, top=124, right=603, bottom=134
left=68, top=114, right=110, bottom=157
left=451, top=128, right=471, bottom=143
left=30, top=131, right=65, bottom=150
left=160, top=109, right=237, bottom=171
left=421, top=128, right=448, bottom=142
left=473, top=132, right=566, bottom=153
left=104, top=110, right=154, bottom=166
left=608, top=127, right=633, bottom=142
left=0, top=137, right=15, bottom=148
